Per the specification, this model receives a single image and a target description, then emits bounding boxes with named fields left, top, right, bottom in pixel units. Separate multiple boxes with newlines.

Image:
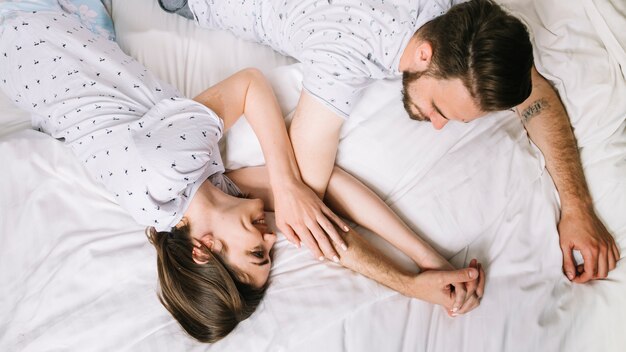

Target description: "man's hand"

left=559, top=206, right=620, bottom=283
left=408, top=264, right=485, bottom=317
left=274, top=179, right=349, bottom=262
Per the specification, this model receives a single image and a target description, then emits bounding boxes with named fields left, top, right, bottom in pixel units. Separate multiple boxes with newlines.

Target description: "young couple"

left=0, top=0, right=618, bottom=343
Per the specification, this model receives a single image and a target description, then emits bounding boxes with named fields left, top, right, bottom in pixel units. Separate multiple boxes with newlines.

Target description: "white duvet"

left=1, top=0, right=625, bottom=351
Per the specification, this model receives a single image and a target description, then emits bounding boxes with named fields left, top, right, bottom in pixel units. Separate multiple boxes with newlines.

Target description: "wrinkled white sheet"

left=1, top=0, right=625, bottom=351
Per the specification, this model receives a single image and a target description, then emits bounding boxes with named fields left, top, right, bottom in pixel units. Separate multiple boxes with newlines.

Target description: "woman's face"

left=185, top=185, right=277, bottom=288
left=208, top=197, right=276, bottom=288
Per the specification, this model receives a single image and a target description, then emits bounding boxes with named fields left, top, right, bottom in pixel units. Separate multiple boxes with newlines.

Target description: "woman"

left=0, top=4, right=484, bottom=343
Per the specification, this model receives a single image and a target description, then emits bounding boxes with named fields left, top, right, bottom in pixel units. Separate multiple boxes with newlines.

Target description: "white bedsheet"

left=1, top=0, right=625, bottom=351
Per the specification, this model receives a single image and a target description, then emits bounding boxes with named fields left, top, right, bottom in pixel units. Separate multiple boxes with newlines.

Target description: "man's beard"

left=401, top=71, right=428, bottom=121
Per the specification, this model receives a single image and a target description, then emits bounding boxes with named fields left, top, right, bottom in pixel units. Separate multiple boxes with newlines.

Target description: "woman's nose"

left=252, top=198, right=264, bottom=209
left=263, top=232, right=277, bottom=246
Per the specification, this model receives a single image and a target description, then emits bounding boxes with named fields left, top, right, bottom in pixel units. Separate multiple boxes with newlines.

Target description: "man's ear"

left=413, top=41, right=433, bottom=72
left=191, top=234, right=214, bottom=265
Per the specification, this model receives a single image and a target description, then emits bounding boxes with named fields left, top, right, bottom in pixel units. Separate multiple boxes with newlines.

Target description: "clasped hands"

left=412, top=258, right=485, bottom=317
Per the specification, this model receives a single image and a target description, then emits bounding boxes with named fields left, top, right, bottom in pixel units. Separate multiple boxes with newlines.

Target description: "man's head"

left=400, top=0, right=534, bottom=129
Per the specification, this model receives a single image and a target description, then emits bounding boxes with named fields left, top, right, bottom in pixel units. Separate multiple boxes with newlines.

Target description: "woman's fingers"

left=476, top=263, right=486, bottom=298
left=464, top=259, right=479, bottom=298
left=278, top=222, right=301, bottom=248
left=318, top=214, right=348, bottom=252
left=436, top=268, right=478, bottom=313
left=308, top=222, right=340, bottom=262
left=456, top=293, right=480, bottom=315
left=322, top=205, right=349, bottom=234
left=451, top=282, right=467, bottom=313
left=295, top=225, right=325, bottom=260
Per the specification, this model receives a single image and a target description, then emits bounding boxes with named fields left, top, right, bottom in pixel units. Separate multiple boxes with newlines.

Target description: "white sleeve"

left=300, top=50, right=373, bottom=119
left=68, top=97, right=226, bottom=231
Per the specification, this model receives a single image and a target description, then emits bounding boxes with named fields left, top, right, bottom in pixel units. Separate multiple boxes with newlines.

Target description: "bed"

left=1, top=0, right=625, bottom=350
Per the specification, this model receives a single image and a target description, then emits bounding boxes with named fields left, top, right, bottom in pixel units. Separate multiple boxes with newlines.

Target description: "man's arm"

left=516, top=66, right=620, bottom=282
left=334, top=227, right=482, bottom=316
left=288, top=90, right=344, bottom=198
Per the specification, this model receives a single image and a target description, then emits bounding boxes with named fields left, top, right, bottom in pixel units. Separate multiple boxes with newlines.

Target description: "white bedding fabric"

left=1, top=0, right=625, bottom=351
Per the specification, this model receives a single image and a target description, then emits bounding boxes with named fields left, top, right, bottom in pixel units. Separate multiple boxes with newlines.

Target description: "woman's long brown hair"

left=146, top=225, right=268, bottom=343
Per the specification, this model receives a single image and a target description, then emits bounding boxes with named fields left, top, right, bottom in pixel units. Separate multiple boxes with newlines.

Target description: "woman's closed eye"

left=250, top=249, right=270, bottom=266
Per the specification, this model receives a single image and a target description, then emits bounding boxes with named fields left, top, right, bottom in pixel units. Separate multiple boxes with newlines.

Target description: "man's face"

left=402, top=72, right=486, bottom=130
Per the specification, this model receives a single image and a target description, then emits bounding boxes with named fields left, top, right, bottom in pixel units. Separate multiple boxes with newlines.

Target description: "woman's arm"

left=325, top=167, right=449, bottom=270
left=227, top=166, right=485, bottom=314
left=193, top=68, right=298, bottom=176
left=193, top=69, right=348, bottom=260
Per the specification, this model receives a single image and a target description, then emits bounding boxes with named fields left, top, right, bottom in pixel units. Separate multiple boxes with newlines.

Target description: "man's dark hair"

left=406, top=0, right=534, bottom=113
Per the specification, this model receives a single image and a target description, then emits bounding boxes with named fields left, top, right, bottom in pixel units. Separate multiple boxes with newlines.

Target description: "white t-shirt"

left=0, top=11, right=238, bottom=230
left=189, top=0, right=465, bottom=118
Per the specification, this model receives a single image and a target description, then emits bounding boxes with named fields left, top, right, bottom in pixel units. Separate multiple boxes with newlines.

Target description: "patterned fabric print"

left=58, top=0, right=115, bottom=40
left=0, top=12, right=233, bottom=230
left=188, top=0, right=463, bottom=118
left=0, top=0, right=115, bottom=40
left=0, top=0, right=61, bottom=26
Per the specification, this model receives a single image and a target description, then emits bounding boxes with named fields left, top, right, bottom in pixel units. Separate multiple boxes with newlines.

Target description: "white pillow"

left=111, top=0, right=296, bottom=98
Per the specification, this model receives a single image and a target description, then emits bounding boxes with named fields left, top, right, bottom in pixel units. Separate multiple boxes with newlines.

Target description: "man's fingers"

left=597, top=248, right=609, bottom=279
left=310, top=223, right=339, bottom=262
left=573, top=248, right=597, bottom=283
left=608, top=246, right=617, bottom=271
left=609, top=242, right=620, bottom=274
left=612, top=242, right=621, bottom=263
left=583, top=247, right=598, bottom=278
left=561, top=245, right=577, bottom=281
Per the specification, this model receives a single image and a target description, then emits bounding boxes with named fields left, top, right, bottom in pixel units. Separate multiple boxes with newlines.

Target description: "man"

left=159, top=0, right=619, bottom=282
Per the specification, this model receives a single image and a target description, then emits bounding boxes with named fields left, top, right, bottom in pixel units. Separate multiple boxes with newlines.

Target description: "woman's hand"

left=273, top=179, right=349, bottom=261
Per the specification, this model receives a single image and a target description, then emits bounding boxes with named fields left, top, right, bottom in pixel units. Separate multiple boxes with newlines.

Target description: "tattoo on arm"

left=519, top=98, right=550, bottom=125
